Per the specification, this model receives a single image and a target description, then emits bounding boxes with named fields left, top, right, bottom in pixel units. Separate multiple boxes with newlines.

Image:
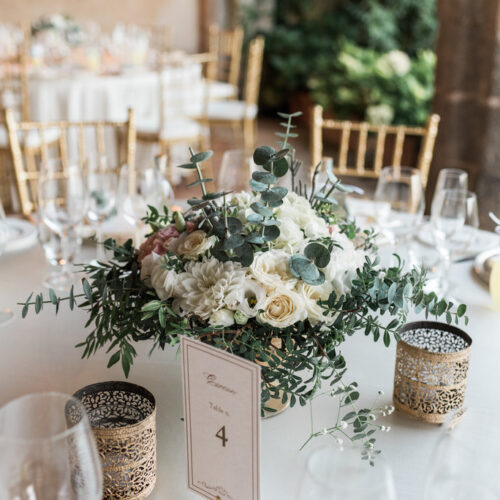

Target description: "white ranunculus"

left=209, top=308, right=234, bottom=327
left=322, top=233, right=366, bottom=296
left=273, top=217, right=305, bottom=253
left=174, top=258, right=247, bottom=320
left=250, top=249, right=297, bottom=290
left=174, top=230, right=216, bottom=260
left=140, top=253, right=158, bottom=285
left=384, top=50, right=411, bottom=76
left=230, top=191, right=258, bottom=209
left=226, top=277, right=267, bottom=318
left=151, top=263, right=178, bottom=301
left=298, top=281, right=335, bottom=324
left=258, top=288, right=306, bottom=328
left=303, top=216, right=330, bottom=239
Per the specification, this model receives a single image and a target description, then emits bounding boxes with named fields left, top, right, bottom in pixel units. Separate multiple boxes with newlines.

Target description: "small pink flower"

left=138, top=224, right=180, bottom=263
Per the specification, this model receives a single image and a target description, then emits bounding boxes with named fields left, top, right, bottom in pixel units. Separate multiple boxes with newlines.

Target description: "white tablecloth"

left=0, top=235, right=499, bottom=499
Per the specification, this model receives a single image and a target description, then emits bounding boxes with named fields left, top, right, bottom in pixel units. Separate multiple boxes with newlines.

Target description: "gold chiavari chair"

left=204, top=36, right=265, bottom=152
left=0, top=25, right=32, bottom=212
left=310, top=105, right=440, bottom=186
left=5, top=107, right=136, bottom=217
left=208, top=24, right=243, bottom=97
left=136, top=53, right=214, bottom=181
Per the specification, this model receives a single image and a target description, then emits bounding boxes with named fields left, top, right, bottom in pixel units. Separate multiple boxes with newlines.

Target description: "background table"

left=0, top=237, right=498, bottom=499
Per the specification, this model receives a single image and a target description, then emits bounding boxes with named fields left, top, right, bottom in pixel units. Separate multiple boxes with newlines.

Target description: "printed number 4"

left=216, top=425, right=228, bottom=447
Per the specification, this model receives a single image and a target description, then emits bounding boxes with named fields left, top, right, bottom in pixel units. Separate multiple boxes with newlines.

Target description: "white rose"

left=298, top=281, right=336, bottom=324
left=209, top=308, right=234, bottom=327
left=258, top=288, right=306, bottom=328
left=273, top=217, right=304, bottom=253
left=175, top=230, right=216, bottom=260
left=250, top=249, right=297, bottom=290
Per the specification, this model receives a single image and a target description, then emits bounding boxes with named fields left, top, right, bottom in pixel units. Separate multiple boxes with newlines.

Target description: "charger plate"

left=3, top=218, right=38, bottom=254
left=474, top=248, right=500, bottom=285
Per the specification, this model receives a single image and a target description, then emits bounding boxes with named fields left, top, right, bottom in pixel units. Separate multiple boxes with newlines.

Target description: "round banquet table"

left=0, top=233, right=499, bottom=499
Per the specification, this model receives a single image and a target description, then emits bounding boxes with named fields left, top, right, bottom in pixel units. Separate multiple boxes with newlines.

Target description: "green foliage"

left=241, top=0, right=437, bottom=124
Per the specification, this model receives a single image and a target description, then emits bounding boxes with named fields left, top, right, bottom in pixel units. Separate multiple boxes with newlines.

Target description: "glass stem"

left=96, top=220, right=105, bottom=262
left=60, top=229, right=72, bottom=278
left=440, top=247, right=452, bottom=295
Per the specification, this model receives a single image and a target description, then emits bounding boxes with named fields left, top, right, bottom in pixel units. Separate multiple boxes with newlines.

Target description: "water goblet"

left=0, top=392, right=102, bottom=499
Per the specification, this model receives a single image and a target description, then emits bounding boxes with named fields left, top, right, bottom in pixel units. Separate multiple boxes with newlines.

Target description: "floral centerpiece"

left=21, top=113, right=466, bottom=460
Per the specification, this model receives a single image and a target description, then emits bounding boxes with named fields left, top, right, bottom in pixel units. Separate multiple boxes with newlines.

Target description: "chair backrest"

left=310, top=105, right=440, bottom=186
left=243, top=36, right=265, bottom=108
left=208, top=24, right=243, bottom=88
left=5, top=108, right=136, bottom=216
left=157, top=53, right=215, bottom=129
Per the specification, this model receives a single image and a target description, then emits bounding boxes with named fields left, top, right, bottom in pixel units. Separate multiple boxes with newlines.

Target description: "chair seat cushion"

left=137, top=119, right=202, bottom=141
left=0, top=125, right=60, bottom=149
left=206, top=100, right=258, bottom=121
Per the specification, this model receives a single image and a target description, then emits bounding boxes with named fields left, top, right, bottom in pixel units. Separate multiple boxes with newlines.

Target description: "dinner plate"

left=3, top=218, right=38, bottom=254
left=474, top=248, right=500, bottom=285
left=417, top=221, right=499, bottom=257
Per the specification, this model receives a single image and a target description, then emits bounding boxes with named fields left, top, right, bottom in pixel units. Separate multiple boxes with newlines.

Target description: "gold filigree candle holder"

left=393, top=321, right=472, bottom=424
left=73, top=381, right=156, bottom=499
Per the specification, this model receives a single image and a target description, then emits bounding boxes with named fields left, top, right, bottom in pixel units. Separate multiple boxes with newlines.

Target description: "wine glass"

left=431, top=188, right=467, bottom=297
left=374, top=166, right=425, bottom=266
left=85, top=156, right=117, bottom=263
left=0, top=392, right=102, bottom=499
left=0, top=196, right=14, bottom=326
left=447, top=191, right=479, bottom=256
left=217, top=149, right=256, bottom=192
left=425, top=408, right=500, bottom=499
left=38, top=159, right=86, bottom=291
left=297, top=445, right=397, bottom=499
left=118, top=164, right=173, bottom=246
left=431, top=168, right=468, bottom=212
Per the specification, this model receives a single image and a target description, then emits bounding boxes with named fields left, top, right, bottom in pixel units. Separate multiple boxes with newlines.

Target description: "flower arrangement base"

left=262, top=389, right=290, bottom=419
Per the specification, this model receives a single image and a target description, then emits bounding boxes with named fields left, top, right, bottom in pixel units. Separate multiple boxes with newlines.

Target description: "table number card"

left=181, top=336, right=261, bottom=500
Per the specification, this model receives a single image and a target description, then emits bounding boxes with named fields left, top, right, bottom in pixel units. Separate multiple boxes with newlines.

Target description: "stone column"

left=430, top=0, right=500, bottom=229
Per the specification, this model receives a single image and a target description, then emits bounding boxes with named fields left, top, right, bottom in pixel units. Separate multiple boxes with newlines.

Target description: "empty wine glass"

left=447, top=191, right=479, bottom=256
left=425, top=408, right=500, bottom=499
left=431, top=189, right=467, bottom=297
left=217, top=149, right=256, bottom=192
left=0, top=196, right=13, bottom=326
left=118, top=163, right=173, bottom=246
left=0, top=392, right=102, bottom=499
left=374, top=166, right=425, bottom=266
left=431, top=168, right=468, bottom=213
left=85, top=156, right=117, bottom=263
left=297, top=446, right=397, bottom=500
left=38, top=159, right=86, bottom=291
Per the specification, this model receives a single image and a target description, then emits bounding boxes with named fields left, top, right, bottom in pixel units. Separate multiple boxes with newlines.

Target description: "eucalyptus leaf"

left=190, top=150, right=213, bottom=163
left=250, top=202, right=273, bottom=217
left=272, top=157, right=289, bottom=177
left=304, top=242, right=331, bottom=268
left=253, top=146, right=275, bottom=166
left=262, top=225, right=280, bottom=241
left=249, top=179, right=268, bottom=192
left=252, top=171, right=278, bottom=185
left=226, top=217, right=243, bottom=234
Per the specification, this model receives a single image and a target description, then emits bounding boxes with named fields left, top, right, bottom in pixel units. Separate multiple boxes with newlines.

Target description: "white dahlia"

left=174, top=258, right=247, bottom=320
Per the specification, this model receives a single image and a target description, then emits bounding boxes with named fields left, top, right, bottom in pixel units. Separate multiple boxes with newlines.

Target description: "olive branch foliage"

left=19, top=112, right=468, bottom=457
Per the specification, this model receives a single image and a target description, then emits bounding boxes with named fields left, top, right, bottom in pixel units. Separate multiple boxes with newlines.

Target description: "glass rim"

left=380, top=165, right=420, bottom=174
left=305, top=444, right=391, bottom=492
left=437, top=168, right=468, bottom=177
left=0, top=391, right=90, bottom=444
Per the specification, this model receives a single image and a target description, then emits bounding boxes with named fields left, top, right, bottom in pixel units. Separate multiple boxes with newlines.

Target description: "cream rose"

left=298, top=281, right=335, bottom=324
left=258, top=288, right=305, bottom=328
left=209, top=308, right=234, bottom=327
left=175, top=230, right=216, bottom=260
left=250, top=249, right=297, bottom=290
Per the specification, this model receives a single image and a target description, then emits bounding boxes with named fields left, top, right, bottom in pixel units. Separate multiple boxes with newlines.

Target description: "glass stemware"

left=425, top=408, right=500, bottom=499
left=297, top=446, right=397, bottom=500
left=118, top=164, right=173, bottom=246
left=0, top=392, right=102, bottom=499
left=38, top=159, right=86, bottom=291
left=431, top=168, right=468, bottom=212
left=374, top=166, right=425, bottom=267
left=0, top=196, right=14, bottom=326
left=217, top=149, right=256, bottom=192
left=85, top=156, right=117, bottom=263
left=431, top=188, right=467, bottom=298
